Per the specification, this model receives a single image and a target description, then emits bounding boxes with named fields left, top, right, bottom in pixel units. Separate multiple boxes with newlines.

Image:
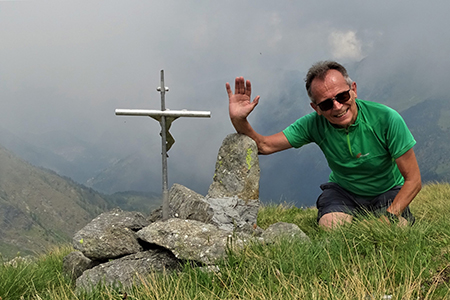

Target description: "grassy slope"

left=1, top=182, right=450, bottom=300
left=0, top=145, right=110, bottom=259
left=0, top=144, right=162, bottom=260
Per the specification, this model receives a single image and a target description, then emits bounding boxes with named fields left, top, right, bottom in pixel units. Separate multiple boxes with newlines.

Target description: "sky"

left=1, top=1, right=450, bottom=204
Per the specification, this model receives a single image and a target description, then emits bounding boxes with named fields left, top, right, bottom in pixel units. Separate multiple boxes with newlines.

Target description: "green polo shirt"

left=283, top=99, right=416, bottom=197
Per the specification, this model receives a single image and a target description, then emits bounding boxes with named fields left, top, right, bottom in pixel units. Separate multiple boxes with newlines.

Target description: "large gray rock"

left=169, top=184, right=214, bottom=222
left=147, top=184, right=214, bottom=224
left=207, top=134, right=260, bottom=201
left=207, top=197, right=259, bottom=231
left=63, top=251, right=99, bottom=281
left=149, top=183, right=259, bottom=232
left=73, top=209, right=150, bottom=260
left=261, top=222, right=310, bottom=243
left=75, top=249, right=181, bottom=292
left=137, top=218, right=252, bottom=265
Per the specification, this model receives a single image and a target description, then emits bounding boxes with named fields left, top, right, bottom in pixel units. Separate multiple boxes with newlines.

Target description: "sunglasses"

left=316, top=89, right=351, bottom=111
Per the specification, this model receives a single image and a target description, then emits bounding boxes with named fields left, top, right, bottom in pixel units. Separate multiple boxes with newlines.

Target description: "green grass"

left=2, top=182, right=450, bottom=299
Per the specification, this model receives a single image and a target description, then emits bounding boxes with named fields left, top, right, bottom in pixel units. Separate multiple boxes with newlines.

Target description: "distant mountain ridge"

left=402, top=98, right=450, bottom=183
left=0, top=144, right=111, bottom=259
left=86, top=151, right=161, bottom=194
left=0, top=142, right=165, bottom=260
left=0, top=127, right=164, bottom=196
left=0, top=127, right=115, bottom=185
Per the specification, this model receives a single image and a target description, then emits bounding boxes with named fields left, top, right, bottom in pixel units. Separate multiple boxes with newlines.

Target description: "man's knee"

left=318, top=212, right=353, bottom=230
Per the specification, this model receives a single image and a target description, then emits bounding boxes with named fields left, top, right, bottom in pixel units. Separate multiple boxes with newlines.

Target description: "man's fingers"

left=236, top=76, right=245, bottom=94
left=398, top=216, right=408, bottom=227
left=234, top=77, right=240, bottom=95
left=226, top=82, right=232, bottom=98
left=252, top=96, right=260, bottom=107
left=245, top=80, right=252, bottom=97
left=228, top=77, right=256, bottom=99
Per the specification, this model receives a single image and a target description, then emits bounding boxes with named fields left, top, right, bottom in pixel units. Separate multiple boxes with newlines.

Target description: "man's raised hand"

left=226, top=77, right=260, bottom=121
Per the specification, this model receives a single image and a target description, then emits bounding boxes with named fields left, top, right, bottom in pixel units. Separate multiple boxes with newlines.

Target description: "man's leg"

left=318, top=212, right=353, bottom=229
left=316, top=183, right=357, bottom=230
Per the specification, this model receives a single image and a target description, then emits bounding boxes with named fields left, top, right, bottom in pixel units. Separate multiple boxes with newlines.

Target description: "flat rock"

left=63, top=251, right=99, bottom=281
left=207, top=196, right=259, bottom=231
left=75, top=249, right=181, bottom=292
left=261, top=222, right=310, bottom=243
left=73, top=208, right=149, bottom=260
left=137, top=218, right=252, bottom=264
left=169, top=183, right=214, bottom=222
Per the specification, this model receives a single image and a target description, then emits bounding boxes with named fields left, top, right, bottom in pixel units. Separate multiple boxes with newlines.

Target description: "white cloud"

left=267, top=12, right=283, bottom=47
left=328, top=30, right=364, bottom=61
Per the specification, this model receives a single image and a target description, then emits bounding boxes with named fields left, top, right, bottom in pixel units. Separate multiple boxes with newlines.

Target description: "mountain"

left=106, top=190, right=162, bottom=215
left=0, top=144, right=111, bottom=259
left=0, top=128, right=166, bottom=197
left=86, top=151, right=161, bottom=194
left=350, top=58, right=450, bottom=184
left=0, top=128, right=115, bottom=185
left=402, top=98, right=450, bottom=183
left=0, top=141, right=167, bottom=260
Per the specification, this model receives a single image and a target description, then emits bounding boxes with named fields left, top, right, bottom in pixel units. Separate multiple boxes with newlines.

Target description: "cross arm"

left=115, top=109, right=211, bottom=118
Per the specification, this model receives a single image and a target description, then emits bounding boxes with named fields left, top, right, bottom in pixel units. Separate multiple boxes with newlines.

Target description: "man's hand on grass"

left=379, top=214, right=408, bottom=227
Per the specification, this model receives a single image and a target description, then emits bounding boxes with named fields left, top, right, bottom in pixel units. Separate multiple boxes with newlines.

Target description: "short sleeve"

left=386, top=110, right=416, bottom=159
left=282, top=113, right=316, bottom=148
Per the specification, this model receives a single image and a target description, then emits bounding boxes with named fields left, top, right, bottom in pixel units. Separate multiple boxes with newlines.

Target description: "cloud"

left=329, top=30, right=364, bottom=61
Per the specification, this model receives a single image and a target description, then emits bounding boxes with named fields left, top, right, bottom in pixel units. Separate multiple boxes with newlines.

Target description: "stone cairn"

left=63, top=133, right=310, bottom=292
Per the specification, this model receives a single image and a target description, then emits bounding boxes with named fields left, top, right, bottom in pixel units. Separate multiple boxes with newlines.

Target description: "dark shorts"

left=316, top=182, right=415, bottom=225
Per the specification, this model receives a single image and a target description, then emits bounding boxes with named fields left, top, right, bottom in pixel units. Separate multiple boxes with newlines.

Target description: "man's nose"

left=332, top=99, right=343, bottom=110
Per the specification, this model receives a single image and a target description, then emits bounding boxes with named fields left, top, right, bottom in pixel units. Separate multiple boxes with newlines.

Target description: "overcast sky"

left=1, top=1, right=449, bottom=202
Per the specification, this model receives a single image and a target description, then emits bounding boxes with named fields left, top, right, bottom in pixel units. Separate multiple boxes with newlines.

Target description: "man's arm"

left=226, top=77, right=292, bottom=154
left=387, top=148, right=422, bottom=218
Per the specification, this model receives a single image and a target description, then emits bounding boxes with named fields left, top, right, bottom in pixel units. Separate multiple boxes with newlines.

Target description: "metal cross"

left=115, top=70, right=211, bottom=220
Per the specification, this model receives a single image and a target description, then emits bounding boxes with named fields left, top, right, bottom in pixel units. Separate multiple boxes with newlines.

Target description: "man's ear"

left=310, top=102, right=322, bottom=115
left=351, top=81, right=357, bottom=98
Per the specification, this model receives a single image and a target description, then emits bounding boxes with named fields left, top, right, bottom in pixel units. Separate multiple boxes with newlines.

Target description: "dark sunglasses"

left=316, top=89, right=351, bottom=111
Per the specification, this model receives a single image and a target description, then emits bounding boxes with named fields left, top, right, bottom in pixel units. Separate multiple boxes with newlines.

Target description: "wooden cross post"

left=115, top=70, right=211, bottom=220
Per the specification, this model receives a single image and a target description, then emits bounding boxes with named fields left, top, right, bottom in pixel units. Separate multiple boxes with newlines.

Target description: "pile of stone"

left=63, top=134, right=310, bottom=292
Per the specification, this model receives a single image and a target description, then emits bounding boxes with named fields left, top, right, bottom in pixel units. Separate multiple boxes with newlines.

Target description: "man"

left=226, top=61, right=421, bottom=229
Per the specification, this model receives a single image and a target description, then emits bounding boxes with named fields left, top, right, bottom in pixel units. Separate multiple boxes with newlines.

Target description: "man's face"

left=310, top=69, right=358, bottom=128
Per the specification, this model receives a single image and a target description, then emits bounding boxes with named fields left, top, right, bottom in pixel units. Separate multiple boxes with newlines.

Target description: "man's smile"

left=334, top=107, right=349, bottom=118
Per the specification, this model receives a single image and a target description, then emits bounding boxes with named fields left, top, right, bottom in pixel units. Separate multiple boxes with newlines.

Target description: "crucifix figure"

left=115, top=70, right=211, bottom=220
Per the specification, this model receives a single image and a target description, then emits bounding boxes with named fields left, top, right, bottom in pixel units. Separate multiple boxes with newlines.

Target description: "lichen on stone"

left=246, top=148, right=252, bottom=169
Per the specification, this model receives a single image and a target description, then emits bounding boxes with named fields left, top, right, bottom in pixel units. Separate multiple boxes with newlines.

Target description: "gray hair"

left=305, top=61, right=353, bottom=103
